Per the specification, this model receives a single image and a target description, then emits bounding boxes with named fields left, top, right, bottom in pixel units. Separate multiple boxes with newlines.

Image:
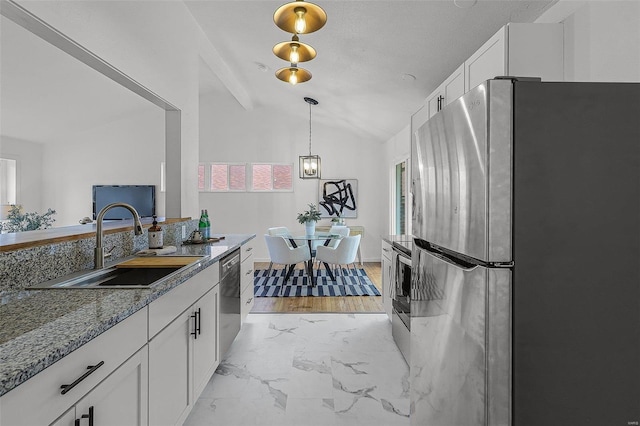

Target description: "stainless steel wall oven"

left=391, top=240, right=412, bottom=363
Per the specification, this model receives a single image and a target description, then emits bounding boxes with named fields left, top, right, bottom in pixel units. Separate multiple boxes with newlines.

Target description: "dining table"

left=284, top=233, right=343, bottom=286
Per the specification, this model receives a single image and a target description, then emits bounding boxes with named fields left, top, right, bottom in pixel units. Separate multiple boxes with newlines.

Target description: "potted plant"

left=1, top=204, right=56, bottom=233
left=331, top=213, right=345, bottom=226
left=297, top=203, right=322, bottom=235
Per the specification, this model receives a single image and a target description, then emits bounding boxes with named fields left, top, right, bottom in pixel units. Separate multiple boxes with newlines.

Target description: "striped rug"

left=254, top=268, right=381, bottom=297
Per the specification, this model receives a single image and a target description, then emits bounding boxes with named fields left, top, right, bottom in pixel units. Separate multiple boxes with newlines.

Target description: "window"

left=392, top=159, right=408, bottom=235
left=0, top=158, right=17, bottom=205
left=199, top=163, right=292, bottom=192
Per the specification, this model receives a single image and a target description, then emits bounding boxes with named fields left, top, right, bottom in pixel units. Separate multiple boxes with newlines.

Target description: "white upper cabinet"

left=422, top=23, right=564, bottom=120
left=465, top=23, right=564, bottom=91
left=426, top=64, right=466, bottom=118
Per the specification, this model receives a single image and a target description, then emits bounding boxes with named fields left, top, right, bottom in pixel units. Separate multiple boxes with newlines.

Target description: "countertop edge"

left=0, top=233, right=256, bottom=397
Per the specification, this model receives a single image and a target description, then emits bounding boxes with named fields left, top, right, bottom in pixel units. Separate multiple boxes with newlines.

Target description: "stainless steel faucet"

left=94, top=202, right=143, bottom=269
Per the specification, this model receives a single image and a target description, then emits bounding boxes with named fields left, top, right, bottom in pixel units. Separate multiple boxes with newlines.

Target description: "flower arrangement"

left=296, top=203, right=322, bottom=224
left=0, top=205, right=56, bottom=233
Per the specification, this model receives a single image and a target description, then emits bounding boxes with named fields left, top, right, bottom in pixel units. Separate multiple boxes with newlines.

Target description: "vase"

left=305, top=221, right=316, bottom=236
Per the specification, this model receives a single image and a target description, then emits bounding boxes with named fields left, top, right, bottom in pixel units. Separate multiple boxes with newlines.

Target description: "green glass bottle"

left=204, top=209, right=211, bottom=240
left=198, top=209, right=207, bottom=240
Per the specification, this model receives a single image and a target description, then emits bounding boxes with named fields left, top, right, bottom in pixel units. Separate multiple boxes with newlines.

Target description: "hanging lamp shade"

left=299, top=97, right=321, bottom=179
left=299, top=155, right=321, bottom=179
left=273, top=35, right=317, bottom=64
left=273, top=0, right=327, bottom=34
left=275, top=65, right=312, bottom=85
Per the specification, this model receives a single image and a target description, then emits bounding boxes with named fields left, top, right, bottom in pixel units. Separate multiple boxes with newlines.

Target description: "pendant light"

left=275, top=65, right=312, bottom=85
left=273, top=34, right=317, bottom=64
left=299, top=97, right=321, bottom=179
left=274, top=0, right=327, bottom=35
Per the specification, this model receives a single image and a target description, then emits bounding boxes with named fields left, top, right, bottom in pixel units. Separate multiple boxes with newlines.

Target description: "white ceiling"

left=1, top=0, right=557, bottom=146
left=186, top=0, right=557, bottom=141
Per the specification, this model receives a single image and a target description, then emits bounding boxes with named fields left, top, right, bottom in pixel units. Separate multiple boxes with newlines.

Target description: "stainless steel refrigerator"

left=410, top=77, right=639, bottom=426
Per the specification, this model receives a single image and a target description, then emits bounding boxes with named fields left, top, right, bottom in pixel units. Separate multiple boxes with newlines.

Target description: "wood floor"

left=250, top=261, right=384, bottom=313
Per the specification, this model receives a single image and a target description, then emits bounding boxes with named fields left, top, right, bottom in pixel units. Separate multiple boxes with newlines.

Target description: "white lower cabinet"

left=381, top=241, right=393, bottom=318
left=50, top=408, right=76, bottom=426
left=193, top=284, right=220, bottom=398
left=68, top=346, right=149, bottom=426
left=148, top=308, right=193, bottom=426
left=240, top=240, right=255, bottom=324
left=1, top=242, right=249, bottom=426
left=0, top=307, right=147, bottom=426
left=148, top=264, right=221, bottom=426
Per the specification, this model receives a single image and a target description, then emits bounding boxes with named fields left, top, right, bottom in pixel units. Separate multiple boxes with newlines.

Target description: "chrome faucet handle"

left=104, top=246, right=116, bottom=260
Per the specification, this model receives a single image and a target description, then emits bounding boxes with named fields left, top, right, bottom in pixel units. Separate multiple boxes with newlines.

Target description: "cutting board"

left=115, top=256, right=203, bottom=269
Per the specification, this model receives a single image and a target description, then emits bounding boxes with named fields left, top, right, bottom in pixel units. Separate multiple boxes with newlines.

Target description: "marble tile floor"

left=184, top=313, right=410, bottom=426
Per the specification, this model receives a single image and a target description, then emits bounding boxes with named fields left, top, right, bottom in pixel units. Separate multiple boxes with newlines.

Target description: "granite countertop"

left=0, top=233, right=255, bottom=397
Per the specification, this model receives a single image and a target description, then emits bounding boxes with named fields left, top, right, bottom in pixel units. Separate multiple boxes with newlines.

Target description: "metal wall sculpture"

left=318, top=179, right=358, bottom=218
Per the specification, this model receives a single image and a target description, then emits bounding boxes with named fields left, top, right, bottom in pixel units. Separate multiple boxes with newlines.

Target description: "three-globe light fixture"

left=273, top=0, right=326, bottom=85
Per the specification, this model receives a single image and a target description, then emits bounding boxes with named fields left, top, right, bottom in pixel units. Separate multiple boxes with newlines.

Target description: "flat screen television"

left=92, top=185, right=156, bottom=220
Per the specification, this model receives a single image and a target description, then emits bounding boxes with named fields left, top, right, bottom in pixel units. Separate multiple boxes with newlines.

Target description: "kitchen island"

left=0, top=233, right=254, bottom=424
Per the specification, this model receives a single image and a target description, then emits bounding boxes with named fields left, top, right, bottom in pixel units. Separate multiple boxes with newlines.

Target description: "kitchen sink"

left=31, top=266, right=183, bottom=290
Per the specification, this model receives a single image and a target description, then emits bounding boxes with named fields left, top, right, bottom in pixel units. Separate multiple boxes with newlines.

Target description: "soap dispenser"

left=148, top=215, right=163, bottom=249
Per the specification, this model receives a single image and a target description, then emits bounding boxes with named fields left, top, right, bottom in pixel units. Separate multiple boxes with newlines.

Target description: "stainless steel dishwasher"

left=219, top=249, right=241, bottom=358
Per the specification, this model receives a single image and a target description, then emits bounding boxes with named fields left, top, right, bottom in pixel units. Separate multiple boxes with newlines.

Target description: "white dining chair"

left=267, top=226, right=290, bottom=237
left=315, top=234, right=362, bottom=283
left=311, top=225, right=350, bottom=268
left=328, top=225, right=350, bottom=247
left=264, top=234, right=310, bottom=284
left=266, top=226, right=292, bottom=272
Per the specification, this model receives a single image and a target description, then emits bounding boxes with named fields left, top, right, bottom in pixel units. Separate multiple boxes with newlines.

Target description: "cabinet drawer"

left=148, top=262, right=219, bottom=339
left=382, top=240, right=392, bottom=261
left=241, top=284, right=254, bottom=323
left=0, top=307, right=147, bottom=426
left=240, top=239, right=255, bottom=262
left=241, top=254, right=254, bottom=294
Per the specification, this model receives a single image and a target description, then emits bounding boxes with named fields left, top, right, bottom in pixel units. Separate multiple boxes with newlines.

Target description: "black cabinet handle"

left=197, top=307, right=201, bottom=336
left=80, top=406, right=94, bottom=426
left=191, top=309, right=199, bottom=339
left=61, top=362, right=104, bottom=395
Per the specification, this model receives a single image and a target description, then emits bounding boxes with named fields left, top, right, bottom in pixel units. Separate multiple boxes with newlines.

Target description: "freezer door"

left=410, top=246, right=511, bottom=426
left=411, top=80, right=513, bottom=262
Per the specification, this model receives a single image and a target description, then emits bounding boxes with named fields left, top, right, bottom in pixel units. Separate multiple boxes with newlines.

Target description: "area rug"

left=254, top=268, right=381, bottom=297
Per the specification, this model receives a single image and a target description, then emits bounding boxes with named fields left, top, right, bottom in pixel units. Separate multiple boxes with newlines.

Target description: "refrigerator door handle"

left=415, top=238, right=481, bottom=271
left=431, top=250, right=480, bottom=272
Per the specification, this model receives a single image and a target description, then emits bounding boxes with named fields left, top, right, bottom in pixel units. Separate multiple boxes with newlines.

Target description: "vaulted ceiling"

left=1, top=0, right=557, bottom=146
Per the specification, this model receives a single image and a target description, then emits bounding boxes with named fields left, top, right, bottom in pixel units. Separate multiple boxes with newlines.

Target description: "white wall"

left=383, top=124, right=411, bottom=236
left=560, top=1, right=640, bottom=82
left=40, top=108, right=165, bottom=227
left=198, top=87, right=385, bottom=262
left=0, top=136, right=43, bottom=214
left=15, top=0, right=204, bottom=222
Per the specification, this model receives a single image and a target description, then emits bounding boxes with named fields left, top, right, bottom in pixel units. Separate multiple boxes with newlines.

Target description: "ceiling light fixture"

left=299, top=97, right=321, bottom=179
left=275, top=65, right=312, bottom=85
left=273, top=34, right=317, bottom=65
left=274, top=0, right=327, bottom=35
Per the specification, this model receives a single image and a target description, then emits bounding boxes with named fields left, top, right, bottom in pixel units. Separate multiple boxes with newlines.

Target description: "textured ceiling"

left=1, top=0, right=557, bottom=146
left=186, top=0, right=558, bottom=141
